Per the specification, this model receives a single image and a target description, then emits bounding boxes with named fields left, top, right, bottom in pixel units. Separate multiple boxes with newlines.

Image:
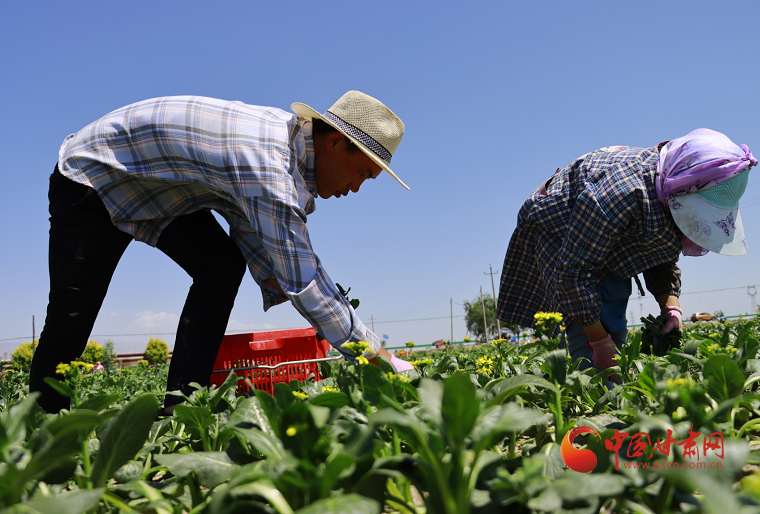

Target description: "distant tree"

left=101, top=339, right=118, bottom=369
left=79, top=340, right=105, bottom=364
left=714, top=309, right=725, bottom=318
left=144, top=338, right=169, bottom=365
left=10, top=341, right=35, bottom=372
left=463, top=292, right=498, bottom=341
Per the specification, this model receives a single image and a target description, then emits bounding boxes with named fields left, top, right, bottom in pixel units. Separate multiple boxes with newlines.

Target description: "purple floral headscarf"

left=656, top=128, right=757, bottom=255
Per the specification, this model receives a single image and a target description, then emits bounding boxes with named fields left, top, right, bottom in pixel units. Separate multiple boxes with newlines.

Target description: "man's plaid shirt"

left=58, top=96, right=381, bottom=357
left=496, top=145, right=682, bottom=328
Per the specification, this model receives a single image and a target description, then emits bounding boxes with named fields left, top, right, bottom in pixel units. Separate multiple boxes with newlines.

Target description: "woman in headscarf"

left=496, top=129, right=756, bottom=377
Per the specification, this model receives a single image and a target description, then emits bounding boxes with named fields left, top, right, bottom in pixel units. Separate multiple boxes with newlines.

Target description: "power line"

left=3, top=284, right=754, bottom=344
left=367, top=315, right=464, bottom=325
left=680, top=285, right=757, bottom=296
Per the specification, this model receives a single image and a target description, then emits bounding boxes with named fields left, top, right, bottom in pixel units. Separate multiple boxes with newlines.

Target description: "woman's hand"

left=657, top=295, right=683, bottom=335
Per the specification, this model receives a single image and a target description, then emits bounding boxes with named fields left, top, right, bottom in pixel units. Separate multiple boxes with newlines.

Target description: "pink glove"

left=588, top=334, right=617, bottom=370
left=390, top=354, right=414, bottom=372
left=660, top=305, right=683, bottom=335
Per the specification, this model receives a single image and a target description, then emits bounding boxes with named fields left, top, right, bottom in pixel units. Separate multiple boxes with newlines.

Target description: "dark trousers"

left=30, top=168, right=247, bottom=413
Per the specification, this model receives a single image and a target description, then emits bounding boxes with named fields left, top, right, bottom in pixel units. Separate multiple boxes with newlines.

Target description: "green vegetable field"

left=3, top=318, right=760, bottom=513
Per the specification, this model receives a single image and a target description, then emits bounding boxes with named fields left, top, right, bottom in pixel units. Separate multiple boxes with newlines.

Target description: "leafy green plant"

left=640, top=313, right=682, bottom=356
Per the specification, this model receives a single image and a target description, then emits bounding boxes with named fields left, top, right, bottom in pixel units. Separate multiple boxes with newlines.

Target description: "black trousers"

left=30, top=168, right=247, bottom=413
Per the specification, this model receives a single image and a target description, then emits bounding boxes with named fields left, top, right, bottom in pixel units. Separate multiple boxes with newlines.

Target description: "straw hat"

left=292, top=91, right=408, bottom=189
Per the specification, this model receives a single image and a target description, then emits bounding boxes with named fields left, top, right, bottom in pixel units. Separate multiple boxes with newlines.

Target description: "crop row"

left=2, top=320, right=760, bottom=513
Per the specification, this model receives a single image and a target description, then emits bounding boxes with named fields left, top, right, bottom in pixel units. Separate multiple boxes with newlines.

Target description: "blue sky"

left=1, top=1, right=759, bottom=356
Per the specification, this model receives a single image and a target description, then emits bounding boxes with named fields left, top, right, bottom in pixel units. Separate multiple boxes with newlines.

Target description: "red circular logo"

left=561, top=426, right=600, bottom=473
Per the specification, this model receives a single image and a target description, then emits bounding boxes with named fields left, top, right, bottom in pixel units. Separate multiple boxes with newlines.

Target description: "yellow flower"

left=385, top=372, right=411, bottom=382
left=292, top=391, right=309, bottom=400
left=322, top=385, right=339, bottom=393
left=356, top=356, right=369, bottom=366
left=341, top=342, right=361, bottom=356
left=521, top=355, right=528, bottom=360
left=534, top=312, right=563, bottom=323
left=475, top=356, right=494, bottom=366
left=477, top=366, right=494, bottom=375
left=286, top=427, right=297, bottom=436
left=665, top=377, right=696, bottom=389
left=55, top=363, right=70, bottom=375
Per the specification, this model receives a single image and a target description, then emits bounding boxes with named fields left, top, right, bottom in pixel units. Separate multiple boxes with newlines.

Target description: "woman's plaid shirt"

left=58, top=96, right=380, bottom=357
left=496, top=145, right=682, bottom=328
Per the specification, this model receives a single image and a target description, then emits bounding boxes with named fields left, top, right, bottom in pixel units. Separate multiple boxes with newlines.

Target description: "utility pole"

left=485, top=265, right=501, bottom=337
left=370, top=315, right=375, bottom=333
left=31, top=315, right=36, bottom=355
left=450, top=298, right=454, bottom=343
left=480, top=286, right=489, bottom=343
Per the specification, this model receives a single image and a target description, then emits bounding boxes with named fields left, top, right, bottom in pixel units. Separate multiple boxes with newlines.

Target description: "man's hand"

left=369, top=347, right=414, bottom=372
left=368, top=346, right=394, bottom=367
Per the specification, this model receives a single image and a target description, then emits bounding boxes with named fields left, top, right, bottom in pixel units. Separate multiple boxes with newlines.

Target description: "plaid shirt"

left=58, top=96, right=381, bottom=357
left=497, top=145, right=682, bottom=328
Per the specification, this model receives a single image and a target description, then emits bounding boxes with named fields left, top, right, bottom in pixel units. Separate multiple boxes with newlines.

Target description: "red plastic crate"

left=209, top=327, right=334, bottom=394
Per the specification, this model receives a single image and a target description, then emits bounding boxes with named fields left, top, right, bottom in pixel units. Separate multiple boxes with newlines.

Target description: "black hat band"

left=324, top=111, right=392, bottom=164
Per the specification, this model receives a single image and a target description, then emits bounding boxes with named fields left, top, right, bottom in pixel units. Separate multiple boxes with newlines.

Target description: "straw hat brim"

left=291, top=102, right=409, bottom=190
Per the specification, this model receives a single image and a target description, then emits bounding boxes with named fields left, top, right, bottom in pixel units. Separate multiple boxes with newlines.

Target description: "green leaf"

left=441, top=373, right=479, bottom=449
left=391, top=380, right=420, bottom=403
left=173, top=404, right=215, bottom=441
left=294, top=493, right=380, bottom=514
left=112, top=460, right=143, bottom=484
left=472, top=403, right=545, bottom=453
left=154, top=452, right=237, bottom=489
left=682, top=338, right=703, bottom=356
left=485, top=374, right=558, bottom=407
left=704, top=354, right=745, bottom=402
left=361, top=364, right=396, bottom=406
left=228, top=396, right=275, bottom=435
left=4, top=488, right=105, bottom=514
left=208, top=371, right=239, bottom=411
left=78, top=393, right=120, bottom=412
left=42, top=377, right=75, bottom=402
left=233, top=426, right=290, bottom=461
left=543, top=349, right=567, bottom=385
left=627, top=332, right=642, bottom=361
left=253, top=389, right=283, bottom=438
left=416, top=379, right=443, bottom=425
left=90, top=393, right=158, bottom=486
left=0, top=395, right=38, bottom=455
left=309, top=392, right=349, bottom=409
left=551, top=473, right=627, bottom=500
left=19, top=410, right=102, bottom=485
left=223, top=480, right=294, bottom=514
